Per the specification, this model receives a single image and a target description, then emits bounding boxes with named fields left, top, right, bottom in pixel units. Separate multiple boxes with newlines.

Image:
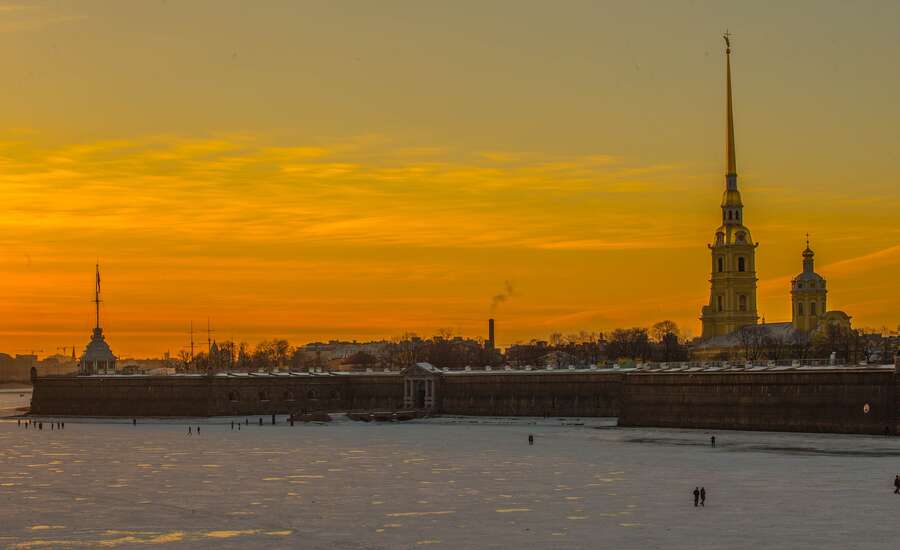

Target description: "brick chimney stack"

left=487, top=318, right=495, bottom=351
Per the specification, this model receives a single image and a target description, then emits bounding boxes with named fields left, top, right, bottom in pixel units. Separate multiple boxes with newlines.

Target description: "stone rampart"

left=440, top=371, right=624, bottom=417
left=618, top=368, right=900, bottom=435
left=29, top=366, right=900, bottom=436
left=29, top=373, right=403, bottom=417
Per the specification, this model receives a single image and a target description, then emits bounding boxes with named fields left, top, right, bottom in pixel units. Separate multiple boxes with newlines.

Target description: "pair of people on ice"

left=693, top=487, right=706, bottom=507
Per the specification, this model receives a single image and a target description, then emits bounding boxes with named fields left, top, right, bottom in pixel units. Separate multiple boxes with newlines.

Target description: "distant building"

left=0, top=354, right=38, bottom=383
left=79, top=264, right=117, bottom=374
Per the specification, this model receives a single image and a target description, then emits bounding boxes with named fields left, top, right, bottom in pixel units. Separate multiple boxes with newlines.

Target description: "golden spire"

left=725, top=31, right=736, bottom=176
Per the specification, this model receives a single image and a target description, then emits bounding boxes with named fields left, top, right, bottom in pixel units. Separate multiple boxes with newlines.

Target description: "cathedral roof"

left=793, top=270, right=825, bottom=283
left=694, top=322, right=801, bottom=350
left=792, top=240, right=825, bottom=284
left=721, top=188, right=743, bottom=207
left=713, top=223, right=754, bottom=247
left=82, top=327, right=116, bottom=362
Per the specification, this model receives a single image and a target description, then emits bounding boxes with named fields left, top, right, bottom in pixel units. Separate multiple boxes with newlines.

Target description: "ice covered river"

left=2, top=391, right=900, bottom=549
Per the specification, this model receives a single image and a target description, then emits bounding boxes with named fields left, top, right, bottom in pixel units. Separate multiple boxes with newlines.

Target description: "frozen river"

left=2, top=398, right=900, bottom=549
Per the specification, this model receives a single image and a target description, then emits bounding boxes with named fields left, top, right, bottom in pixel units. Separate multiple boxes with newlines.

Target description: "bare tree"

left=736, top=326, right=764, bottom=361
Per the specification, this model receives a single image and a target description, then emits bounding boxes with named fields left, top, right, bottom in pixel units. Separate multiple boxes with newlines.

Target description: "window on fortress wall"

left=308, top=389, right=319, bottom=400
left=329, top=390, right=340, bottom=400
left=739, top=295, right=747, bottom=312
left=284, top=390, right=295, bottom=401
left=717, top=295, right=723, bottom=312
left=717, top=257, right=724, bottom=273
left=228, top=391, right=239, bottom=402
left=798, top=302, right=804, bottom=315
left=738, top=257, right=745, bottom=272
left=810, top=302, right=817, bottom=315
left=259, top=390, right=269, bottom=401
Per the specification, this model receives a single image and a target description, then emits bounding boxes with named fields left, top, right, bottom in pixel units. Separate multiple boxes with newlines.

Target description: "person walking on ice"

left=710, top=435, right=716, bottom=447
left=187, top=426, right=192, bottom=436
left=894, top=475, right=900, bottom=494
left=528, top=435, right=534, bottom=445
left=693, top=487, right=700, bottom=507
left=700, top=487, right=706, bottom=506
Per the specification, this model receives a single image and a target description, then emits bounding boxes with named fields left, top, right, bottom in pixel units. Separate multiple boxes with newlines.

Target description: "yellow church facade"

left=695, top=36, right=851, bottom=359
left=699, top=37, right=758, bottom=340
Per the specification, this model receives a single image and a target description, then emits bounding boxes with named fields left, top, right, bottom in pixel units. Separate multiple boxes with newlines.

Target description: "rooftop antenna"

left=206, top=318, right=214, bottom=356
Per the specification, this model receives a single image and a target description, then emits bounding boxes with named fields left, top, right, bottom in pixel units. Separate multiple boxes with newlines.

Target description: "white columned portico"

left=401, top=362, right=441, bottom=411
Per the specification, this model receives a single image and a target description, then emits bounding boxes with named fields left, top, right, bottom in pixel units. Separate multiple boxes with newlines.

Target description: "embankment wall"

left=440, top=372, right=624, bottom=417
left=617, top=369, right=900, bottom=435
left=29, top=374, right=403, bottom=417
left=29, top=367, right=900, bottom=435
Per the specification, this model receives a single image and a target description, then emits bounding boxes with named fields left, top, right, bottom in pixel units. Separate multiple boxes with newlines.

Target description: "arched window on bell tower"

left=717, top=257, right=724, bottom=273
left=738, top=257, right=745, bottom=272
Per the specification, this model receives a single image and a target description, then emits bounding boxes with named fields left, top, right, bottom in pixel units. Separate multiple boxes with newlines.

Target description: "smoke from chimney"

left=490, top=281, right=516, bottom=312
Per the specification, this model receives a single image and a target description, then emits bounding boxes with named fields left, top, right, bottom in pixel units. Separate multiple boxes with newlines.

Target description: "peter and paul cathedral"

left=700, top=33, right=759, bottom=340
left=695, top=34, right=851, bottom=358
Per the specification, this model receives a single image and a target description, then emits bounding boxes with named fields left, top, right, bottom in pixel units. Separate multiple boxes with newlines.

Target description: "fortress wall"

left=30, top=369, right=900, bottom=436
left=30, top=376, right=213, bottom=417
left=30, top=374, right=404, bottom=417
left=618, top=370, right=900, bottom=435
left=440, top=372, right=625, bottom=417
left=29, top=370, right=627, bottom=418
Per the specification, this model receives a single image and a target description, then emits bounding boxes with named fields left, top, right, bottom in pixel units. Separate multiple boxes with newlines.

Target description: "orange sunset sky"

left=1, top=1, right=899, bottom=357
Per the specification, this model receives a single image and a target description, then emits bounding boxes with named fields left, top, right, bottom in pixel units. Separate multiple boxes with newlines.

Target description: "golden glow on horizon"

left=0, top=2, right=899, bottom=356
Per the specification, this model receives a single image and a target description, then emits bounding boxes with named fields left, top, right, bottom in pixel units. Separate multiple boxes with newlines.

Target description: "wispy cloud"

left=0, top=133, right=684, bottom=252
left=822, top=244, right=900, bottom=276
left=0, top=3, right=85, bottom=33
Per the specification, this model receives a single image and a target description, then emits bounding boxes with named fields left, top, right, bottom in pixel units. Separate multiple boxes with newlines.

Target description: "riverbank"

left=0, top=387, right=31, bottom=418
left=2, top=415, right=899, bottom=549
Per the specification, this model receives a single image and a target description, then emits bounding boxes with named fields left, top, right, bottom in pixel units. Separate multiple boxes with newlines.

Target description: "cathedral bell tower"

left=701, top=33, right=759, bottom=339
left=791, top=237, right=827, bottom=333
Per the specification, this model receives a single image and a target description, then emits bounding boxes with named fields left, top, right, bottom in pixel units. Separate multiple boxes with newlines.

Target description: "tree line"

left=173, top=319, right=898, bottom=374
